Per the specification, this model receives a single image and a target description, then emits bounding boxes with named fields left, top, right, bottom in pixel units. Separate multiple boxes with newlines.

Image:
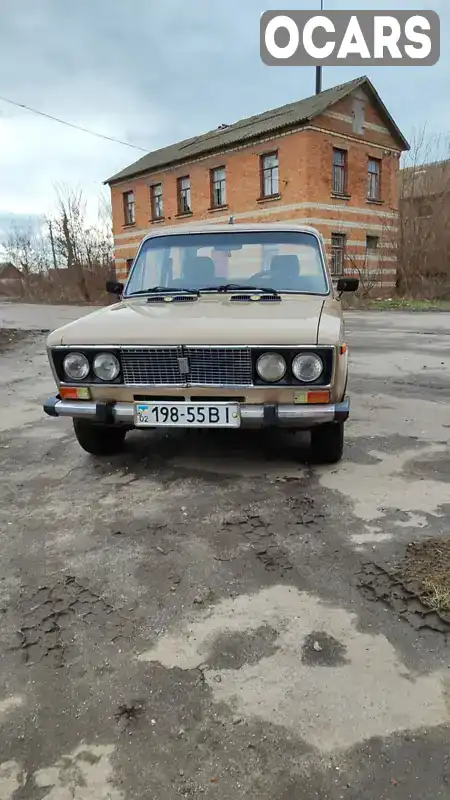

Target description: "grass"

left=367, top=298, right=450, bottom=311
left=341, top=295, right=450, bottom=312
left=422, top=579, right=450, bottom=614
left=395, top=538, right=450, bottom=617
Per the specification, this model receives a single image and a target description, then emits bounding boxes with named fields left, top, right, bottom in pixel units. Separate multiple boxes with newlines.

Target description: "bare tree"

left=2, top=185, right=114, bottom=303
left=48, top=184, right=114, bottom=302
left=345, top=247, right=381, bottom=298
left=328, top=204, right=397, bottom=299
left=4, top=225, right=34, bottom=277
left=3, top=220, right=51, bottom=296
left=344, top=208, right=400, bottom=298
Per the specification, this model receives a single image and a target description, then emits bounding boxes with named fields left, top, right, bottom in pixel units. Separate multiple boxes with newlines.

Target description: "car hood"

left=47, top=295, right=329, bottom=347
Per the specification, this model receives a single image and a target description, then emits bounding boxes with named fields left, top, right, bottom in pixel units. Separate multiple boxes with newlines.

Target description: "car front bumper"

left=43, top=396, right=350, bottom=428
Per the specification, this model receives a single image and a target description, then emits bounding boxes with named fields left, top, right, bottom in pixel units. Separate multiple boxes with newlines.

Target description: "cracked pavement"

left=0, top=302, right=449, bottom=799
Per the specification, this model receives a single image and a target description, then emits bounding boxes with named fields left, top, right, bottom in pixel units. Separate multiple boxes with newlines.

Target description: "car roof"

left=139, top=222, right=323, bottom=245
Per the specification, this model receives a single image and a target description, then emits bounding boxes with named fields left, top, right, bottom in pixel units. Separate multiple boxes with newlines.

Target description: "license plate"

left=134, top=402, right=241, bottom=428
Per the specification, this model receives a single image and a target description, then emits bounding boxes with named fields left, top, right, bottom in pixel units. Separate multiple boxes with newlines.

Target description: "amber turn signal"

left=59, top=387, right=91, bottom=400
left=294, top=390, right=330, bottom=405
left=306, top=391, right=330, bottom=404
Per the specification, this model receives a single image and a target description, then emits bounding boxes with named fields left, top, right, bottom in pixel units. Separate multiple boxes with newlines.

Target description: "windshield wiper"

left=199, top=284, right=280, bottom=296
left=126, top=286, right=199, bottom=297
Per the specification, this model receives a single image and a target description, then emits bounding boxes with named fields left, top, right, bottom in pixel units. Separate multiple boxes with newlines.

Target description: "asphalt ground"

left=0, top=303, right=449, bottom=799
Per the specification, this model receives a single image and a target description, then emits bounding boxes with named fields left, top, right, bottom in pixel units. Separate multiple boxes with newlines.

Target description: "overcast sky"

left=0, top=0, right=448, bottom=230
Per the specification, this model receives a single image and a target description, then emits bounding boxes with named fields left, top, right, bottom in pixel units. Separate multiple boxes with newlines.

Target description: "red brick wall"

left=111, top=132, right=313, bottom=236
left=110, top=89, right=404, bottom=288
left=315, top=95, right=400, bottom=151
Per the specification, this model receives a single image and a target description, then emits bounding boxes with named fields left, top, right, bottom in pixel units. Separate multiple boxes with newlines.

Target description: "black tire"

left=309, top=421, right=344, bottom=465
left=73, top=419, right=126, bottom=456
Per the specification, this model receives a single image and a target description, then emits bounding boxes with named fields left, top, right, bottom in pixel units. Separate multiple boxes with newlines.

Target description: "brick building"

left=106, top=76, right=409, bottom=289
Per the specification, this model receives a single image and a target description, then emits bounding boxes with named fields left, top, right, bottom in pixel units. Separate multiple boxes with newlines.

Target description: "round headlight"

left=93, top=352, right=120, bottom=381
left=292, top=353, right=324, bottom=383
left=256, top=352, right=286, bottom=383
left=63, top=352, right=90, bottom=380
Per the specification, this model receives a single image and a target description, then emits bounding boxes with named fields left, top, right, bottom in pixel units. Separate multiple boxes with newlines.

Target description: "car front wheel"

left=73, top=419, right=127, bottom=456
left=309, top=421, right=344, bottom=465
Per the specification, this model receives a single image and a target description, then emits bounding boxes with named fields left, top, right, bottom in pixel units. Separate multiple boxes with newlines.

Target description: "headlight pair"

left=63, top=352, right=120, bottom=382
left=256, top=352, right=323, bottom=383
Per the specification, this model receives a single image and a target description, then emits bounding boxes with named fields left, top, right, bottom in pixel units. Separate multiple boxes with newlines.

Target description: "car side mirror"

left=336, top=277, right=359, bottom=294
left=106, top=280, right=124, bottom=296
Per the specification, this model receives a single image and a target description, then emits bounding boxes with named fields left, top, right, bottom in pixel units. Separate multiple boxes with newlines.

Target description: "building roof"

left=400, top=159, right=450, bottom=198
left=0, top=262, right=21, bottom=278
left=106, top=76, right=409, bottom=185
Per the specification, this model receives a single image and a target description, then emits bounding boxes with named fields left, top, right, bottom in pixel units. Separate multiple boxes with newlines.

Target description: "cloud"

left=0, top=212, right=42, bottom=240
left=0, top=0, right=447, bottom=223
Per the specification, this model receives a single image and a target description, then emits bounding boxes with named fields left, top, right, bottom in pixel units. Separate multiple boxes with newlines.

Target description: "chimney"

left=315, top=1, right=324, bottom=94
left=315, top=66, right=322, bottom=95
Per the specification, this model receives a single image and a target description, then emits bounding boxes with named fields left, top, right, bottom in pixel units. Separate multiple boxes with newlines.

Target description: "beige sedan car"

left=43, top=222, right=358, bottom=463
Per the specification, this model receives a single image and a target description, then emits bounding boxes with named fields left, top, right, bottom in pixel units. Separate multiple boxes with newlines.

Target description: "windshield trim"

left=123, top=288, right=329, bottom=299
left=122, top=229, right=331, bottom=299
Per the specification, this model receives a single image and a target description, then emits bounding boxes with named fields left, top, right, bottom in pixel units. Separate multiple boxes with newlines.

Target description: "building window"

left=126, top=258, right=134, bottom=276
left=366, top=235, right=379, bottom=251
left=211, top=168, right=226, bottom=207
left=261, top=152, right=279, bottom=198
left=123, top=191, right=135, bottom=226
left=177, top=176, right=191, bottom=215
left=332, top=149, right=348, bottom=195
left=150, top=184, right=163, bottom=220
left=331, top=233, right=346, bottom=276
left=367, top=158, right=381, bottom=201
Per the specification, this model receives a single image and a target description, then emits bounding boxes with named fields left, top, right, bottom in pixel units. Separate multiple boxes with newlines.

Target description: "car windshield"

left=124, top=231, right=329, bottom=296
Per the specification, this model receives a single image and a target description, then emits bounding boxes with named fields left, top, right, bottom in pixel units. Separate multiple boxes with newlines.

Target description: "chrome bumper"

left=43, top=396, right=350, bottom=428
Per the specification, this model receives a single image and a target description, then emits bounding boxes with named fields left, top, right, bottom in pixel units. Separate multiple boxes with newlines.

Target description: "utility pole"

left=315, top=0, right=324, bottom=94
left=48, top=220, right=58, bottom=270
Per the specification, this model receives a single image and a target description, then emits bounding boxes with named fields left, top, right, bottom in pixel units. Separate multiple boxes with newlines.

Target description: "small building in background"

left=0, top=262, right=23, bottom=297
left=0, top=262, right=21, bottom=280
left=398, top=159, right=450, bottom=297
left=105, top=76, right=409, bottom=293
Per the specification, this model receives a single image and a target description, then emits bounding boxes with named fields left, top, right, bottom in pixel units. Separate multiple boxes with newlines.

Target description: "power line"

left=0, top=94, right=147, bottom=152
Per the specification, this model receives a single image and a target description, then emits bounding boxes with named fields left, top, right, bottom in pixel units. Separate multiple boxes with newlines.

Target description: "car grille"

left=120, top=347, right=253, bottom=387
left=187, top=348, right=253, bottom=387
left=121, top=348, right=183, bottom=386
